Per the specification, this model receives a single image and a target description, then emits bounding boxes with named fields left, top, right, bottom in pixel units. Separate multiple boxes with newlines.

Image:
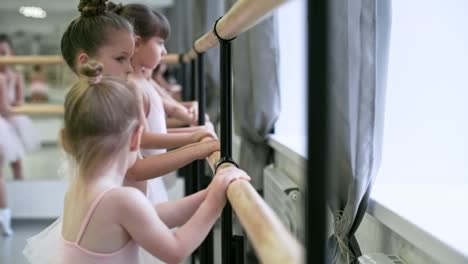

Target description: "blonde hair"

left=63, top=61, right=140, bottom=176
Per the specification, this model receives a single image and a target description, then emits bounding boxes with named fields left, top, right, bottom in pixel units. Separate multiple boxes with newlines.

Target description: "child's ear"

left=77, top=52, right=89, bottom=65
left=130, top=125, right=144, bottom=152
left=59, top=128, right=72, bottom=154
left=134, top=35, right=143, bottom=52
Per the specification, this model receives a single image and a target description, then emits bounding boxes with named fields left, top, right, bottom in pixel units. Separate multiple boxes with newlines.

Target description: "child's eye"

left=115, top=56, right=126, bottom=63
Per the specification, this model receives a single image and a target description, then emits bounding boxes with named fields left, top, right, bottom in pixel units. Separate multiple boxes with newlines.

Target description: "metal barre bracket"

left=213, top=16, right=237, bottom=43
left=192, top=42, right=203, bottom=56
left=214, top=156, right=239, bottom=174
left=178, top=53, right=185, bottom=64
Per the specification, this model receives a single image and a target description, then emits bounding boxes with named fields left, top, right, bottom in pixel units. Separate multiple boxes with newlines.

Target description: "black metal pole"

left=190, top=59, right=196, bottom=101
left=197, top=53, right=206, bottom=129
left=196, top=53, right=206, bottom=192
left=307, top=1, right=328, bottom=264
left=232, top=235, right=244, bottom=264
left=189, top=58, right=198, bottom=264
left=197, top=52, right=214, bottom=264
left=220, top=39, right=233, bottom=264
left=179, top=54, right=189, bottom=101
left=190, top=58, right=199, bottom=197
left=184, top=58, right=197, bottom=199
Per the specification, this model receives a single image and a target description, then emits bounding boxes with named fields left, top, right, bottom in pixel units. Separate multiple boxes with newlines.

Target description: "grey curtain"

left=224, top=1, right=281, bottom=190
left=327, top=0, right=392, bottom=263
left=164, top=0, right=225, bottom=120
left=166, top=2, right=280, bottom=190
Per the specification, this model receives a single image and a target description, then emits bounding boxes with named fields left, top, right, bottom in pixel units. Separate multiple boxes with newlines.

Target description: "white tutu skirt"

left=23, top=218, right=64, bottom=264
left=0, top=117, right=25, bottom=162
left=7, top=114, right=40, bottom=152
left=30, top=82, right=49, bottom=95
left=147, top=177, right=169, bottom=205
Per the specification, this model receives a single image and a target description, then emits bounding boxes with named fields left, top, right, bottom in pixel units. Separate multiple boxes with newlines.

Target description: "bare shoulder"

left=104, top=187, right=150, bottom=212
left=106, top=186, right=147, bottom=203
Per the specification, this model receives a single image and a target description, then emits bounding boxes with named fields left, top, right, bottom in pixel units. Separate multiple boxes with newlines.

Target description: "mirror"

left=0, top=42, right=74, bottom=182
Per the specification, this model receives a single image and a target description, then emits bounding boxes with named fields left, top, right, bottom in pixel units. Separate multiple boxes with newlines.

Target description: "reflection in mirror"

left=0, top=34, right=74, bottom=182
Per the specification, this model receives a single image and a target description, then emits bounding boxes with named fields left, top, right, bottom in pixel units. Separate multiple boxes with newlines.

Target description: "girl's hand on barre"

left=191, top=128, right=217, bottom=142
left=193, top=139, right=220, bottom=159
left=206, top=167, right=251, bottom=209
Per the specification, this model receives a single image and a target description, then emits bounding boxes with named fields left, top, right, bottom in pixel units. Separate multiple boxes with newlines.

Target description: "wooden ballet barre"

left=0, top=55, right=64, bottom=65
left=185, top=0, right=292, bottom=61
left=161, top=54, right=181, bottom=65
left=12, top=104, right=64, bottom=116
left=204, top=142, right=304, bottom=264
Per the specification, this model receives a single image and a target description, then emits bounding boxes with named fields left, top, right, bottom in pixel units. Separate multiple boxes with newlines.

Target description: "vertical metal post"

left=196, top=53, right=206, bottom=190
left=232, top=235, right=244, bottom=264
left=190, top=59, right=197, bottom=102
left=184, top=58, right=197, bottom=199
left=190, top=58, right=199, bottom=197
left=179, top=54, right=189, bottom=101
left=178, top=54, right=191, bottom=186
left=307, top=0, right=329, bottom=264
left=197, top=53, right=206, bottom=128
left=197, top=52, right=214, bottom=264
left=219, top=38, right=233, bottom=264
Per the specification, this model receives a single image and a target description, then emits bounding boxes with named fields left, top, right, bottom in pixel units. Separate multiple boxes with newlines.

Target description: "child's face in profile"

left=91, top=30, right=135, bottom=80
left=137, top=36, right=167, bottom=71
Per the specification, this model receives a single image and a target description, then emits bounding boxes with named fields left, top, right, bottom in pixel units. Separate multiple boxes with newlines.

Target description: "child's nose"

left=127, top=63, right=133, bottom=74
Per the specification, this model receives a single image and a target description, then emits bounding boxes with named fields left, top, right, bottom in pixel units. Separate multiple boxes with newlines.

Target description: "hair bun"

left=79, top=61, right=104, bottom=85
left=78, top=0, right=107, bottom=17
left=106, top=1, right=124, bottom=14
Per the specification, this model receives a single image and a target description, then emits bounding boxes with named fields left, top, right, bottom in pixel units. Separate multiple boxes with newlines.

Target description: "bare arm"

left=140, top=129, right=215, bottom=150
left=167, top=124, right=213, bottom=134
left=13, top=73, right=24, bottom=106
left=127, top=139, right=220, bottom=181
left=140, top=131, right=193, bottom=149
left=0, top=76, right=11, bottom=115
left=155, top=189, right=208, bottom=228
left=119, top=167, right=248, bottom=263
left=162, top=98, right=194, bottom=125
left=166, top=117, right=189, bottom=128
left=167, top=126, right=201, bottom=133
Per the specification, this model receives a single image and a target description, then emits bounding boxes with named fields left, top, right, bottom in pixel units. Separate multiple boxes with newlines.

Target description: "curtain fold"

left=327, top=0, right=391, bottom=263
left=164, top=0, right=224, bottom=120
left=228, top=7, right=281, bottom=190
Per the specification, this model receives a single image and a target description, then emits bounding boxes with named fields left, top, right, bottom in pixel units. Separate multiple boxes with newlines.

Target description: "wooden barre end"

left=161, top=54, right=180, bottom=65
left=227, top=180, right=304, bottom=263
left=12, top=104, right=64, bottom=115
left=0, top=55, right=64, bottom=65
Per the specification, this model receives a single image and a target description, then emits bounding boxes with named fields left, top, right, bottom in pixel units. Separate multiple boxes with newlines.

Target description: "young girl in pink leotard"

left=23, top=61, right=249, bottom=264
